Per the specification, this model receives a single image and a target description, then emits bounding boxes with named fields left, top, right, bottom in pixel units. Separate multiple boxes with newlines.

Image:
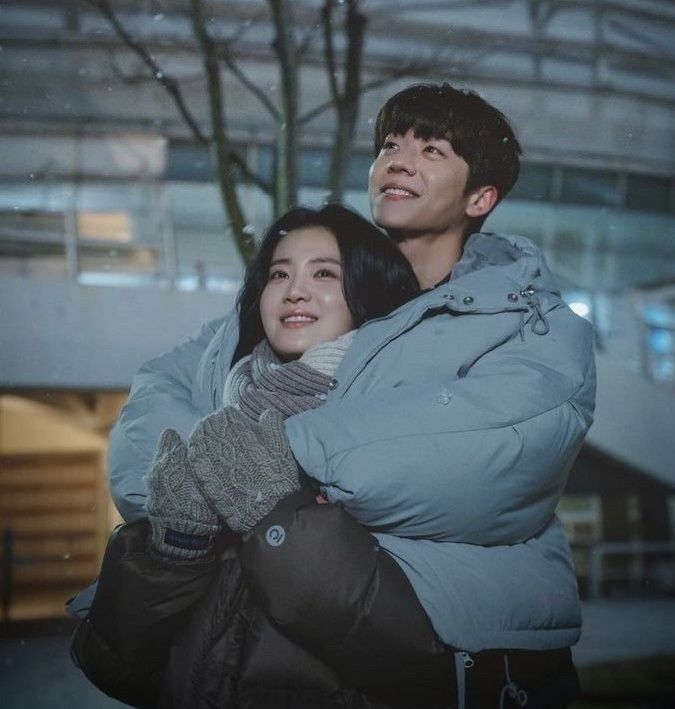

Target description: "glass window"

left=641, top=297, right=675, bottom=384
left=345, top=151, right=373, bottom=191
left=255, top=144, right=275, bottom=185
left=166, top=141, right=213, bottom=182
left=299, top=148, right=329, bottom=188
left=509, top=164, right=553, bottom=201
left=556, top=494, right=603, bottom=545
left=167, top=141, right=253, bottom=183
left=0, top=206, right=67, bottom=279
left=560, top=168, right=622, bottom=207
left=74, top=182, right=163, bottom=285
left=625, top=174, right=671, bottom=214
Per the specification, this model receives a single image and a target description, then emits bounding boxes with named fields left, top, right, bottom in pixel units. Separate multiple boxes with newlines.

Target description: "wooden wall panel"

left=0, top=450, right=109, bottom=621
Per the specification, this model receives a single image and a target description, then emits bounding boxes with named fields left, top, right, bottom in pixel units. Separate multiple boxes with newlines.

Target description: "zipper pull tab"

left=460, top=650, right=475, bottom=668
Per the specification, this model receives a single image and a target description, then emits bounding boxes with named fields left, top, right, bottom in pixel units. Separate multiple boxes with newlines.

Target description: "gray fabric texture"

left=146, top=428, right=220, bottom=560
left=223, top=331, right=354, bottom=422
left=187, top=408, right=301, bottom=533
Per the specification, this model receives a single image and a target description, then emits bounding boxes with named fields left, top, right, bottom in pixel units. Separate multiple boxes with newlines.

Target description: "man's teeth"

left=384, top=187, right=415, bottom=196
left=283, top=315, right=315, bottom=323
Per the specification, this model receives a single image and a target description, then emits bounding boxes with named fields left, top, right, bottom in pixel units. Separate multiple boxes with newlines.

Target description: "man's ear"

left=466, top=185, right=498, bottom=218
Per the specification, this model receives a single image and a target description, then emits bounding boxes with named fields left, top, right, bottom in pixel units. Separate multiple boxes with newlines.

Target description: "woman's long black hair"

left=232, top=204, right=419, bottom=365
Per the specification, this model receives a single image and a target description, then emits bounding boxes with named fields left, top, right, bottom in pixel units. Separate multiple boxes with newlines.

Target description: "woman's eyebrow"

left=310, top=257, right=342, bottom=266
left=270, top=256, right=342, bottom=266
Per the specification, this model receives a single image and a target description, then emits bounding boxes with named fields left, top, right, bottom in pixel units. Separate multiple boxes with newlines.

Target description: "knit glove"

left=187, top=407, right=301, bottom=533
left=146, top=428, right=221, bottom=561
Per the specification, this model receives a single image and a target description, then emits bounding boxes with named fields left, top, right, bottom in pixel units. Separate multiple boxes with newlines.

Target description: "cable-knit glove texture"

left=187, top=407, right=300, bottom=533
left=146, top=428, right=220, bottom=560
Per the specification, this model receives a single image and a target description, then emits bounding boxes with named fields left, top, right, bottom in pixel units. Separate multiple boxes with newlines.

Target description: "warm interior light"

left=77, top=211, right=131, bottom=242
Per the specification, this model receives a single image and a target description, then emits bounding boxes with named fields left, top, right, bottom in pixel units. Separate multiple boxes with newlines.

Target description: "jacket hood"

left=448, top=232, right=561, bottom=311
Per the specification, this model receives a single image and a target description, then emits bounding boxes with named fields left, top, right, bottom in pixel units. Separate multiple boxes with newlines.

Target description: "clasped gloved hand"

left=145, top=429, right=221, bottom=560
left=187, top=407, right=301, bottom=533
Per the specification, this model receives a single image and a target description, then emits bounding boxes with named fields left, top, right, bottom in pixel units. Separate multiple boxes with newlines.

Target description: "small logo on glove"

left=265, top=525, right=286, bottom=547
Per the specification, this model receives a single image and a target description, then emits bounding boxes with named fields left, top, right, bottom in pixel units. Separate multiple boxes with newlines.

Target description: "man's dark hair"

left=374, top=83, right=521, bottom=231
left=233, top=204, right=419, bottom=364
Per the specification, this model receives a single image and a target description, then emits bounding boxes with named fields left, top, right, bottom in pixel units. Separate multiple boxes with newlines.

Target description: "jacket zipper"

left=454, top=650, right=474, bottom=709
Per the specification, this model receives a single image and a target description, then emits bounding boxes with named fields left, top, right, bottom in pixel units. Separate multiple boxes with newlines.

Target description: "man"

left=104, top=83, right=595, bottom=706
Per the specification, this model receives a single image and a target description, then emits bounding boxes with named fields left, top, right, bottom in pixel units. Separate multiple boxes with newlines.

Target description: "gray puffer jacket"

left=108, top=232, right=595, bottom=654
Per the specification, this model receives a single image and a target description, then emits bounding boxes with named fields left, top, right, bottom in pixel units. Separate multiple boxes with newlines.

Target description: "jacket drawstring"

left=499, top=653, right=529, bottom=708
left=521, top=287, right=550, bottom=336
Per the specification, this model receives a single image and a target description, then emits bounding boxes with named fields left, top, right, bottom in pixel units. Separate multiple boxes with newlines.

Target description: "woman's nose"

left=284, top=275, right=310, bottom=302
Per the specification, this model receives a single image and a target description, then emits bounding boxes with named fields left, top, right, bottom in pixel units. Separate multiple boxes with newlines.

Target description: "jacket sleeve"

left=71, top=520, right=218, bottom=708
left=239, top=491, right=455, bottom=704
left=286, top=306, right=596, bottom=545
left=108, top=316, right=227, bottom=521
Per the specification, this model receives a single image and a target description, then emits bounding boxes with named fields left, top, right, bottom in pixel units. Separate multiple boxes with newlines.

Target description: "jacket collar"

left=423, top=232, right=561, bottom=314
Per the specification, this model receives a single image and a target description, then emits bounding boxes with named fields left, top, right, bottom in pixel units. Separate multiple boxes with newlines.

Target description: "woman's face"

left=260, top=226, right=354, bottom=360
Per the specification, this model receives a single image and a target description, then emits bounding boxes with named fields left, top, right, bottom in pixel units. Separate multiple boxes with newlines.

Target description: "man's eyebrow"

left=386, top=131, right=451, bottom=143
left=269, top=256, right=342, bottom=266
left=422, top=135, right=452, bottom=143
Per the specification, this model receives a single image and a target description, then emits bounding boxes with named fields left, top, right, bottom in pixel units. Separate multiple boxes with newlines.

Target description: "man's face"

left=368, top=129, right=473, bottom=240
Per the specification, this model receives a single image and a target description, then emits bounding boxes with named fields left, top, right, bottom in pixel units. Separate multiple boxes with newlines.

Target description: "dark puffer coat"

left=71, top=491, right=457, bottom=709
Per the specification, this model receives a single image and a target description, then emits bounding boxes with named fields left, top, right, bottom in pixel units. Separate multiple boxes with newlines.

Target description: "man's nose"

left=387, top=147, right=416, bottom=175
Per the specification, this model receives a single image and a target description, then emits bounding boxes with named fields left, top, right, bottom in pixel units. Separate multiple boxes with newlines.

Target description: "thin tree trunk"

left=268, top=0, right=299, bottom=215
left=191, top=0, right=256, bottom=263
left=324, top=0, right=366, bottom=203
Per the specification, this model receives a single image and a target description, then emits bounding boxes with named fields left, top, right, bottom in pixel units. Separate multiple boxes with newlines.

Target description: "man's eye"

left=382, top=140, right=398, bottom=151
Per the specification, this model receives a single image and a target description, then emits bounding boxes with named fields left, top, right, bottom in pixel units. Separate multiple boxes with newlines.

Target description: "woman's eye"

left=315, top=268, right=338, bottom=279
left=268, top=269, right=288, bottom=280
left=424, top=144, right=445, bottom=156
left=381, top=140, right=398, bottom=151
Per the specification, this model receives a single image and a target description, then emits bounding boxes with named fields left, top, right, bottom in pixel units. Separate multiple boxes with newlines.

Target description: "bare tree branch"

left=109, top=56, right=148, bottom=85
left=297, top=22, right=322, bottom=58
left=298, top=98, right=337, bottom=125
left=360, top=65, right=426, bottom=91
left=85, top=0, right=208, bottom=144
left=217, top=43, right=282, bottom=121
left=230, top=151, right=273, bottom=194
left=89, top=0, right=270, bottom=246
left=299, top=62, right=424, bottom=125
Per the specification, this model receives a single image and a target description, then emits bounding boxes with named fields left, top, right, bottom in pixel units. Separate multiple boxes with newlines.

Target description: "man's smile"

left=381, top=182, right=419, bottom=199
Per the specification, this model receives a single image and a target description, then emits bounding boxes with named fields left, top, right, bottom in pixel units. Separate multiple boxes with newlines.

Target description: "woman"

left=72, top=205, right=453, bottom=708
left=146, top=204, right=421, bottom=557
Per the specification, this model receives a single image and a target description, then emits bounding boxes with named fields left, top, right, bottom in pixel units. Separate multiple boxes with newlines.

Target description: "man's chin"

left=371, top=215, right=424, bottom=243
left=371, top=210, right=415, bottom=242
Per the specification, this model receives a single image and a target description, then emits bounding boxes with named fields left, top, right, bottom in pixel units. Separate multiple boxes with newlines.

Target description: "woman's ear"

left=466, top=185, right=498, bottom=218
